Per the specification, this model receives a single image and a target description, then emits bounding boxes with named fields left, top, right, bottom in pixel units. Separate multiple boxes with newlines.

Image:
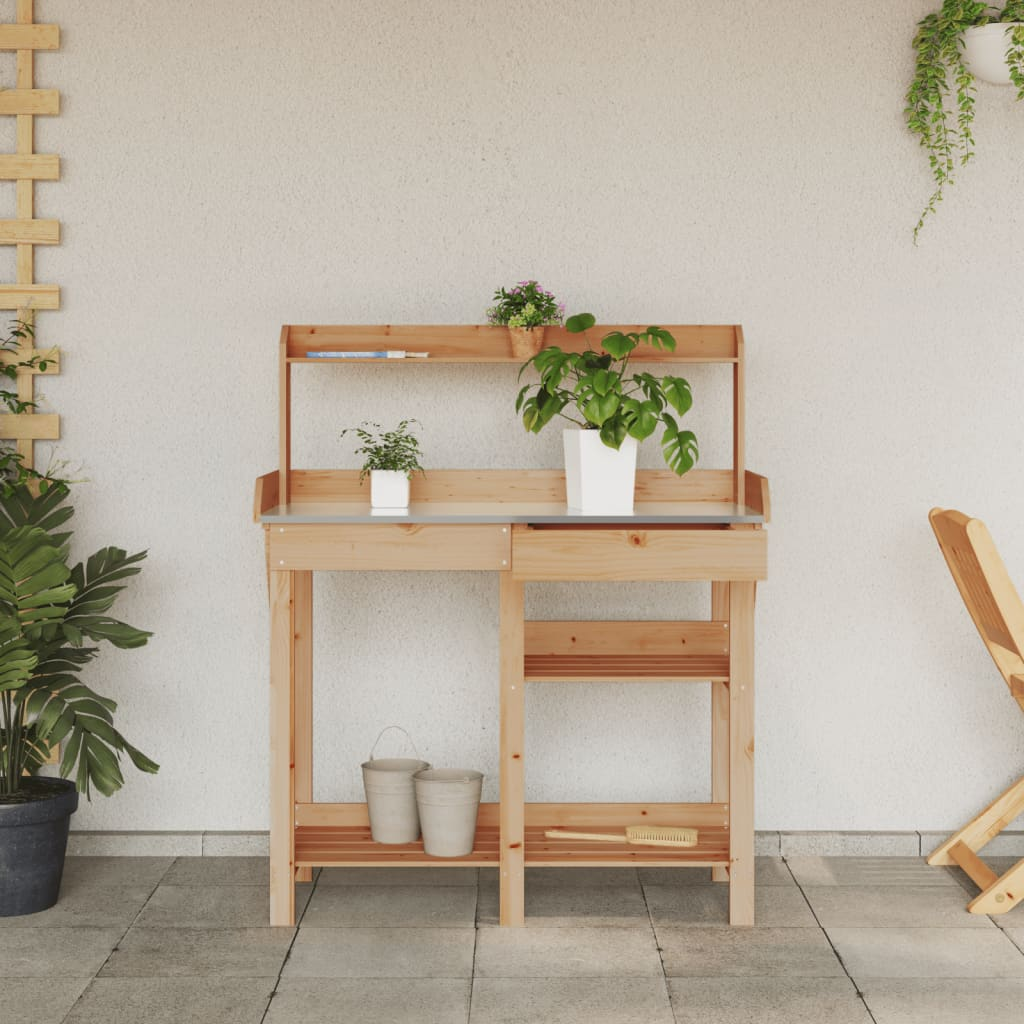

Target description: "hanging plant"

left=906, top=2, right=1024, bottom=241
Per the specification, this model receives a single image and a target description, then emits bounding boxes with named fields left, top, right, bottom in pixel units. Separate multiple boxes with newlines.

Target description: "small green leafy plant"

left=515, top=314, right=698, bottom=475
left=906, top=2, right=1024, bottom=240
left=486, top=280, right=565, bottom=330
left=0, top=319, right=60, bottom=496
left=341, top=420, right=425, bottom=480
left=0, top=483, right=158, bottom=801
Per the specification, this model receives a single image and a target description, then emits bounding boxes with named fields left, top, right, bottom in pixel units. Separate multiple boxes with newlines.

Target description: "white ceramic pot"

left=563, top=429, right=638, bottom=514
left=963, top=23, right=1022, bottom=85
left=370, top=470, right=410, bottom=509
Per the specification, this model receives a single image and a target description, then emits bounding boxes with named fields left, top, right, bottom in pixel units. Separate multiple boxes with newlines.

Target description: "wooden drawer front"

left=512, top=528, right=766, bottom=581
left=269, top=524, right=510, bottom=571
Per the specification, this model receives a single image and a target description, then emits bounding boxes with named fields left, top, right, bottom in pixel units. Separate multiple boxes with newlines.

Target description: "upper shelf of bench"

left=284, top=324, right=742, bottom=363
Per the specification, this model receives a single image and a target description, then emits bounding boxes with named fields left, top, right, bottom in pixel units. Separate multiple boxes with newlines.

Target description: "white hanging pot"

left=963, top=23, right=1023, bottom=85
left=563, top=429, right=638, bottom=514
left=370, top=470, right=410, bottom=510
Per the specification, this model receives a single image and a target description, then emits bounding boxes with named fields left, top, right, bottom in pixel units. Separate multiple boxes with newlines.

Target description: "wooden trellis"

left=0, top=1, right=59, bottom=472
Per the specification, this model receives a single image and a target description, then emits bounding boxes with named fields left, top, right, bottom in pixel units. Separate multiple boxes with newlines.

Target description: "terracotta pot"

left=508, top=326, right=546, bottom=359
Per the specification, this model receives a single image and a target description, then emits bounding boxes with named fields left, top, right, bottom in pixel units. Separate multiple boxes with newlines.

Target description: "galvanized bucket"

left=361, top=726, right=430, bottom=844
left=413, top=768, right=484, bottom=857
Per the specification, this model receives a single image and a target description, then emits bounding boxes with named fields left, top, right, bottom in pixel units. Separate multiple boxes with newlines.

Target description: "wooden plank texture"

left=287, top=468, right=744, bottom=505
left=512, top=526, right=767, bottom=582
left=296, top=801, right=730, bottom=829
left=286, top=323, right=739, bottom=362
left=0, top=23, right=59, bottom=49
left=525, top=620, right=729, bottom=657
left=0, top=88, right=58, bottom=115
left=728, top=581, right=756, bottom=925
left=268, top=522, right=511, bottom=571
left=524, top=654, right=729, bottom=681
left=0, top=412, right=58, bottom=439
left=0, top=284, right=58, bottom=309
left=499, top=574, right=526, bottom=926
left=0, top=218, right=59, bottom=243
left=294, top=824, right=729, bottom=868
left=0, top=154, right=59, bottom=179
left=711, top=581, right=730, bottom=881
left=268, top=571, right=296, bottom=926
left=293, top=571, right=314, bottom=884
left=253, top=471, right=280, bottom=522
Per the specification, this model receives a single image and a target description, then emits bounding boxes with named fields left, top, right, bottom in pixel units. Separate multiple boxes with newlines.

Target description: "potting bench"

left=254, top=324, right=769, bottom=927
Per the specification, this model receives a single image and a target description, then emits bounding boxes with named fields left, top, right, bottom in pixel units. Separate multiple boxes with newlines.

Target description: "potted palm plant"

left=515, top=314, right=698, bottom=513
left=906, top=2, right=1024, bottom=240
left=341, top=419, right=425, bottom=511
left=0, top=482, right=157, bottom=917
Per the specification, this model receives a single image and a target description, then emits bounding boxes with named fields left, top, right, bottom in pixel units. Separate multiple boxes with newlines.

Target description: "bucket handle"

left=369, top=725, right=421, bottom=762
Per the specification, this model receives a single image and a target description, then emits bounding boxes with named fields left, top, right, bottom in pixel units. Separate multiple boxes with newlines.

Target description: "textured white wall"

left=20, top=0, right=1024, bottom=831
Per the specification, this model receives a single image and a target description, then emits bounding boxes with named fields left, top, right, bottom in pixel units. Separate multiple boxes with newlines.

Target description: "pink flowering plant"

left=486, top=280, right=564, bottom=330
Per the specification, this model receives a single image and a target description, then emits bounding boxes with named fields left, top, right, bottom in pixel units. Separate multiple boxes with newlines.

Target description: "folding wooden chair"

left=927, top=508, right=1024, bottom=914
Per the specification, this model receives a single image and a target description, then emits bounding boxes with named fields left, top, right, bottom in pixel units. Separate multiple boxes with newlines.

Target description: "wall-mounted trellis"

left=0, top=1, right=59, bottom=473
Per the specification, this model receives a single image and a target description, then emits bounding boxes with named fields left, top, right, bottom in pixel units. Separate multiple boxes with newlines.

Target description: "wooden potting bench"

left=254, top=324, right=769, bottom=927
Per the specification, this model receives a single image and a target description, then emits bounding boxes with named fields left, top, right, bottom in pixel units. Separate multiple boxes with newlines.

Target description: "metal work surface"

left=260, top=500, right=765, bottom=525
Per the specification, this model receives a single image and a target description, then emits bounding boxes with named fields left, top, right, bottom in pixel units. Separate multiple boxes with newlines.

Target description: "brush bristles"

left=625, top=826, right=698, bottom=847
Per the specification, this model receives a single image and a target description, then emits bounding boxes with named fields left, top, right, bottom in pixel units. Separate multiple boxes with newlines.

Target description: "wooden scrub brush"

left=544, top=826, right=698, bottom=847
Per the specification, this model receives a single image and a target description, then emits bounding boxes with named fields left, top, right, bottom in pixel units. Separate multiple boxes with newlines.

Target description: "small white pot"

left=563, top=429, right=638, bottom=514
left=370, top=470, right=410, bottom=509
left=963, top=23, right=1022, bottom=85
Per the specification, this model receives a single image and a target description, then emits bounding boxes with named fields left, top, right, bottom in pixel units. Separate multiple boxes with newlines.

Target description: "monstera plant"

left=0, top=482, right=157, bottom=917
left=515, top=314, right=698, bottom=513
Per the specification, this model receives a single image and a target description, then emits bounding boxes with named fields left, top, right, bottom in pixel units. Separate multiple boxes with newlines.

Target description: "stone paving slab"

left=802, top=884, right=995, bottom=928
left=859, top=977, right=1024, bottom=1024
left=666, top=977, right=873, bottom=1024
left=474, top=926, right=664, bottom=978
left=0, top=885, right=153, bottom=930
left=828, top=926, right=1024, bottom=980
left=4, top=978, right=90, bottom=1024
left=639, top=858, right=794, bottom=888
left=470, top=977, right=674, bottom=1024
left=134, top=883, right=312, bottom=929
left=63, top=977, right=274, bottom=1023
left=0, top=928, right=124, bottom=978
left=282, top=926, right=476, bottom=978
left=301, top=884, right=477, bottom=927
left=99, top=927, right=296, bottom=978
left=656, top=925, right=847, bottom=978
left=786, top=856, right=959, bottom=888
left=645, top=884, right=818, bottom=928
left=477, top=881, right=650, bottom=928
left=266, top=978, right=471, bottom=1024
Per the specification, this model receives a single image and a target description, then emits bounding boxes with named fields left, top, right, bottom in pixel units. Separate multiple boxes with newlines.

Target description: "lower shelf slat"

left=294, top=824, right=730, bottom=868
left=524, top=654, right=729, bottom=681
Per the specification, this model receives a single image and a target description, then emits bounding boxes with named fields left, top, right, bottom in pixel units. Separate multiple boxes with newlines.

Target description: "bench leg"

left=499, top=574, right=525, bottom=926
left=729, top=581, right=755, bottom=925
left=293, top=571, right=313, bottom=883
left=711, top=582, right=730, bottom=883
left=269, top=570, right=296, bottom=926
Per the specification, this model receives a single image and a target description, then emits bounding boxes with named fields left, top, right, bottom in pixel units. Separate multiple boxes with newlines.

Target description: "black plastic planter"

left=0, top=777, right=78, bottom=917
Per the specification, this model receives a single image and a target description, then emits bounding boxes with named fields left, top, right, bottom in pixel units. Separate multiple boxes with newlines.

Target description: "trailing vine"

left=0, top=319, right=59, bottom=496
left=906, top=2, right=1024, bottom=241
left=1004, top=1, right=1024, bottom=96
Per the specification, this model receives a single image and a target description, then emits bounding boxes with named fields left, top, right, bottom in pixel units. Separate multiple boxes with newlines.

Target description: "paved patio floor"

left=3, top=856, right=1024, bottom=1023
